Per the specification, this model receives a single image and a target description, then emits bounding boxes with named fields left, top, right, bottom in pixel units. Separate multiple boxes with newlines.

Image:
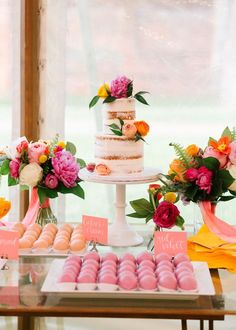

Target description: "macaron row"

left=57, top=251, right=198, bottom=292
left=16, top=222, right=87, bottom=254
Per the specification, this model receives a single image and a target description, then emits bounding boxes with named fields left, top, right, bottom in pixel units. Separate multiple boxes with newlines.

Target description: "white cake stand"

left=79, top=167, right=161, bottom=247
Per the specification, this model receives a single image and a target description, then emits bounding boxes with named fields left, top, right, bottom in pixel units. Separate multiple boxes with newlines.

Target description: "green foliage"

left=169, top=142, right=193, bottom=168
left=127, top=81, right=133, bottom=97
left=89, top=95, right=99, bottom=109
left=103, top=96, right=116, bottom=103
left=127, top=198, right=154, bottom=222
left=77, top=158, right=86, bottom=169
left=66, top=141, right=77, bottom=156
left=0, top=159, right=10, bottom=175
left=134, top=93, right=149, bottom=105
left=202, top=157, right=220, bottom=171
left=8, top=174, right=18, bottom=186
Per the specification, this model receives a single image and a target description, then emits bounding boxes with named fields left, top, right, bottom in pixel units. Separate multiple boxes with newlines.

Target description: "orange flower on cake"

left=134, top=121, right=150, bottom=137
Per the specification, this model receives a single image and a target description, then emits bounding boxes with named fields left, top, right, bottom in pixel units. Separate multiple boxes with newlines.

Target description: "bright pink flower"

left=9, top=158, right=20, bottom=179
left=45, top=174, right=58, bottom=189
left=28, top=142, right=48, bottom=164
left=110, top=75, right=131, bottom=98
left=52, top=150, right=79, bottom=188
left=185, top=168, right=199, bottom=181
left=196, top=166, right=213, bottom=194
left=203, top=146, right=227, bottom=168
left=153, top=201, right=180, bottom=229
left=229, top=141, right=236, bottom=165
left=16, top=140, right=28, bottom=154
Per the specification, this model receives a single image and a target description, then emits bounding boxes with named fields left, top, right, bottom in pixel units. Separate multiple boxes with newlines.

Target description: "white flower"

left=4, top=136, right=28, bottom=159
left=228, top=164, right=236, bottom=191
left=19, top=162, right=43, bottom=188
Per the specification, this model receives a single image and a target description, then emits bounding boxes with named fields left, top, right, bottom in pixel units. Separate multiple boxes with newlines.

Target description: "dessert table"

left=0, top=233, right=236, bottom=330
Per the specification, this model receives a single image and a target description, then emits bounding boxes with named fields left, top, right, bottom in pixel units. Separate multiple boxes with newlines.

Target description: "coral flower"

left=209, top=136, right=231, bottom=155
left=0, top=198, right=11, bottom=219
left=169, top=159, right=187, bottom=182
left=134, top=121, right=150, bottom=136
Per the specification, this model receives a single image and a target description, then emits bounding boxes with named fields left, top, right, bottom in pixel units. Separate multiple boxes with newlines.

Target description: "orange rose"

left=169, top=159, right=187, bottom=182
left=0, top=198, right=11, bottom=219
left=134, top=121, right=150, bottom=137
left=185, top=144, right=199, bottom=157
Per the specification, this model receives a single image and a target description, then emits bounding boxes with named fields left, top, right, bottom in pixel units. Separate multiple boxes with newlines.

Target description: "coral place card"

left=82, top=215, right=108, bottom=245
left=154, top=231, right=187, bottom=256
left=0, top=229, right=19, bottom=260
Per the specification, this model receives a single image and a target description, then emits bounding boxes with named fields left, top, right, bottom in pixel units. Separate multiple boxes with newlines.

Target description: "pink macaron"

left=101, top=252, right=118, bottom=263
left=119, top=252, right=136, bottom=263
left=178, top=274, right=198, bottom=291
left=138, top=260, right=155, bottom=270
left=155, top=252, right=172, bottom=264
left=58, top=273, right=76, bottom=283
left=83, top=251, right=100, bottom=262
left=176, top=261, right=193, bottom=272
left=118, top=273, right=138, bottom=290
left=139, top=275, right=157, bottom=290
left=158, top=273, right=177, bottom=291
left=173, top=253, right=190, bottom=266
left=138, top=268, right=155, bottom=279
left=136, top=251, right=154, bottom=264
left=98, top=273, right=117, bottom=285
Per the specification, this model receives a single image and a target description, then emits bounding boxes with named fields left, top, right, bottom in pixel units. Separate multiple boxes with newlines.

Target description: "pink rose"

left=153, top=201, right=180, bottom=229
left=203, top=146, right=227, bottom=168
left=16, top=140, right=28, bottom=154
left=185, top=168, right=199, bottom=181
left=45, top=174, right=58, bottom=189
left=9, top=158, right=20, bottom=179
left=28, top=142, right=48, bottom=164
left=95, top=163, right=111, bottom=176
left=229, top=141, right=236, bottom=165
left=122, top=123, right=137, bottom=138
left=196, top=166, right=213, bottom=194
left=52, top=150, right=79, bottom=188
left=110, top=75, right=131, bottom=98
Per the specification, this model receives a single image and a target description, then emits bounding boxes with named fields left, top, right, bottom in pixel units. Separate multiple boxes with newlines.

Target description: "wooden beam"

left=20, top=0, right=41, bottom=219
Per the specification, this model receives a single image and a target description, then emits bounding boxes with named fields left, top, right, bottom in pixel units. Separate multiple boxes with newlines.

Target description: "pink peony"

left=28, top=142, right=48, bottom=164
left=122, top=123, right=137, bottom=138
left=110, top=75, right=131, bottom=98
left=203, top=146, right=227, bottom=168
left=51, top=150, right=79, bottom=188
left=185, top=168, right=199, bottom=181
left=229, top=141, right=236, bottom=165
left=196, top=166, right=213, bottom=194
left=9, top=158, right=20, bottom=179
left=45, top=174, right=58, bottom=189
left=153, top=201, right=180, bottom=229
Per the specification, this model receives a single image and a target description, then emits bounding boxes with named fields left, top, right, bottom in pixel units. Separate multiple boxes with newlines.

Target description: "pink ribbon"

left=21, top=187, right=40, bottom=227
left=199, top=201, right=236, bottom=243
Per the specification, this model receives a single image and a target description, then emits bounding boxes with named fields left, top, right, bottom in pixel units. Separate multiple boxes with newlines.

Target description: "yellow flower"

left=186, top=144, right=199, bottom=157
left=0, top=198, right=11, bottom=219
left=39, top=154, right=48, bottom=163
left=58, top=141, right=66, bottom=149
left=164, top=192, right=177, bottom=203
left=97, top=83, right=110, bottom=98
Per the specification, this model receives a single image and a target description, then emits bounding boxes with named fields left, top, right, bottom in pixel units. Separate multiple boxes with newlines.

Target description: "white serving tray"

left=41, top=259, right=215, bottom=300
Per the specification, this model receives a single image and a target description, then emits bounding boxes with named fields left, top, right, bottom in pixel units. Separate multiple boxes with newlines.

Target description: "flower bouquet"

left=127, top=184, right=185, bottom=249
left=0, top=136, right=85, bottom=226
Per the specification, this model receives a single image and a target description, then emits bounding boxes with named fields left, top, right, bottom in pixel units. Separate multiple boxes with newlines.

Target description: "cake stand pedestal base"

left=108, top=222, right=143, bottom=247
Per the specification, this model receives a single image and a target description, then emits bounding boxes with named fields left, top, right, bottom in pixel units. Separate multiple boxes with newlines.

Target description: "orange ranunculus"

left=186, top=144, right=199, bottom=157
left=169, top=159, right=187, bottom=182
left=209, top=136, right=231, bottom=155
left=97, top=83, right=110, bottom=98
left=134, top=121, right=150, bottom=136
left=0, top=198, right=11, bottom=219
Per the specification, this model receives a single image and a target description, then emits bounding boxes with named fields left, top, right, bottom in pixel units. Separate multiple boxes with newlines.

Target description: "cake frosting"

left=94, top=98, right=146, bottom=175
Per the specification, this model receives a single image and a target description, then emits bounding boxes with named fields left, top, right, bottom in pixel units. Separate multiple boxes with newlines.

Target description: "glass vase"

left=35, top=198, right=57, bottom=227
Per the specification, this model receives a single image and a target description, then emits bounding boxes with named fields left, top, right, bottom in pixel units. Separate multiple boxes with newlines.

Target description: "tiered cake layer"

left=95, top=134, right=143, bottom=175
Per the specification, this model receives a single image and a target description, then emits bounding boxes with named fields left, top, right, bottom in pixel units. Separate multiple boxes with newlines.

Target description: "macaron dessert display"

left=57, top=251, right=198, bottom=293
left=15, top=222, right=87, bottom=255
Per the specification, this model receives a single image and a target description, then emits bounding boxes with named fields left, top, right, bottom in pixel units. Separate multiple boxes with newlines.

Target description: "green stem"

left=150, top=193, right=157, bottom=210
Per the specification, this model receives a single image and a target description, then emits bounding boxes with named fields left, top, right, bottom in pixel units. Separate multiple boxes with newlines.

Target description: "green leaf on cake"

left=127, top=81, right=133, bottom=97
left=118, top=118, right=124, bottom=128
left=110, top=129, right=123, bottom=136
left=134, top=93, right=149, bottom=105
left=108, top=123, right=120, bottom=130
left=103, top=96, right=116, bottom=103
left=66, top=141, right=77, bottom=155
left=89, top=95, right=100, bottom=109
